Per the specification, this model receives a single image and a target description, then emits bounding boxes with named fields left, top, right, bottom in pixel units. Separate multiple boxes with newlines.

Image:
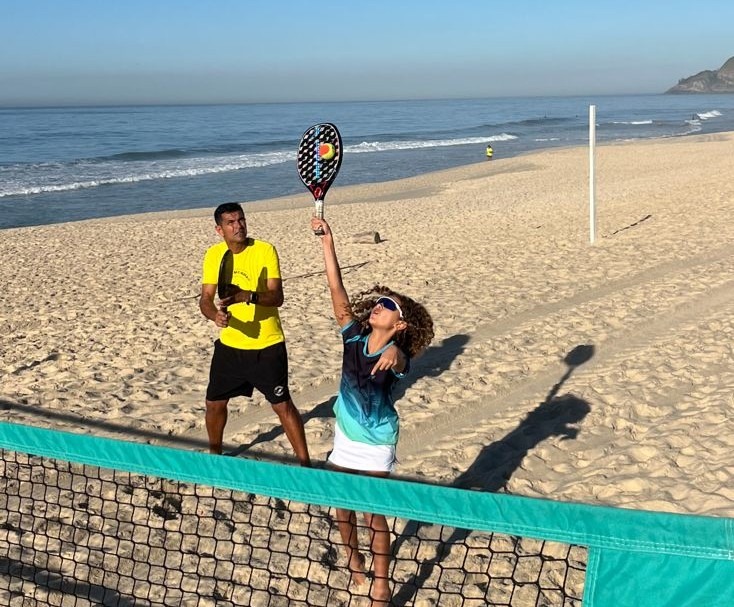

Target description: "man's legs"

left=205, top=398, right=229, bottom=454
left=272, top=399, right=311, bottom=466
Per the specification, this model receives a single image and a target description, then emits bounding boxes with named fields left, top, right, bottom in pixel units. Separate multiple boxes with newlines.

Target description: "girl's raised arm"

left=311, top=217, right=354, bottom=328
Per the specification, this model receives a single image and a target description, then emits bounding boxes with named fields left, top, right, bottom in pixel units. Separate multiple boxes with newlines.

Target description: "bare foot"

left=348, top=552, right=367, bottom=587
left=370, top=577, right=391, bottom=606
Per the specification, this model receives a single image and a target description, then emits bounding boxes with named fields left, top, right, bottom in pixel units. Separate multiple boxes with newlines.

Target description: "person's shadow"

left=391, top=344, right=594, bottom=607
left=229, top=334, right=471, bottom=457
left=227, top=396, right=339, bottom=457
left=392, top=334, right=470, bottom=402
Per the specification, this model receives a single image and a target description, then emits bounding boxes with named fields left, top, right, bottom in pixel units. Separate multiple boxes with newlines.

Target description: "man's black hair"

left=214, top=202, right=244, bottom=225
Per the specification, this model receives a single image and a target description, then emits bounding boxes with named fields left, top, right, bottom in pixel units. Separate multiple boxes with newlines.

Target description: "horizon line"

left=0, top=91, right=677, bottom=110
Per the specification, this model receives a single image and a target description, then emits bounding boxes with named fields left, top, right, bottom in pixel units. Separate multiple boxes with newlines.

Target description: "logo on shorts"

left=274, top=386, right=285, bottom=397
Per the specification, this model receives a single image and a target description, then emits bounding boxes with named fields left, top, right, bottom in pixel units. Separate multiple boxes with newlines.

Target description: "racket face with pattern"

left=217, top=249, right=234, bottom=308
left=296, top=123, right=343, bottom=222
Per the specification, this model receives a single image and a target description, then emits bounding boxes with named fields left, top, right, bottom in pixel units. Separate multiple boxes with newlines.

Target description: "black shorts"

left=206, top=340, right=291, bottom=404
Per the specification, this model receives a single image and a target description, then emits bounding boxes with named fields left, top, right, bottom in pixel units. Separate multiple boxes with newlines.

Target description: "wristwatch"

left=249, top=291, right=259, bottom=305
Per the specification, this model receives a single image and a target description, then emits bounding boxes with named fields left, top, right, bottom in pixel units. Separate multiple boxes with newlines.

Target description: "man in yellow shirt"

left=199, top=202, right=310, bottom=465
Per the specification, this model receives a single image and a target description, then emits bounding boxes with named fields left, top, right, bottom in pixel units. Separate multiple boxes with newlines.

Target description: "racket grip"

left=313, top=200, right=325, bottom=235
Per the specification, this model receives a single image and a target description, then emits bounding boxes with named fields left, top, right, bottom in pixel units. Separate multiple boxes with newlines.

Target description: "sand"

left=2, top=132, right=734, bottom=518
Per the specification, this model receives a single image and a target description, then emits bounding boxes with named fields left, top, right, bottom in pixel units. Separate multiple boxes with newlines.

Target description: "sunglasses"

left=375, top=296, right=404, bottom=319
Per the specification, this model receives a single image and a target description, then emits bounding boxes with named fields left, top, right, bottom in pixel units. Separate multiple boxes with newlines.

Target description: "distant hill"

left=666, top=56, right=734, bottom=93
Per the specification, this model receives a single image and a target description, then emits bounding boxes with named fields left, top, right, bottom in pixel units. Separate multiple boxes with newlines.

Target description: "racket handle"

left=313, top=200, right=325, bottom=235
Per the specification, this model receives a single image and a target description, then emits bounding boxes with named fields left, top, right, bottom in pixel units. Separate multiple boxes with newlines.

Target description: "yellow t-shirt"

left=202, top=239, right=285, bottom=350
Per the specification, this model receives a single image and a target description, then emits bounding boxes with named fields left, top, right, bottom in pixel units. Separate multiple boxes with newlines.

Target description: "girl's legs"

left=335, top=507, right=366, bottom=586
left=329, top=462, right=392, bottom=603
left=363, top=470, right=392, bottom=606
left=330, top=463, right=367, bottom=585
left=364, top=511, right=391, bottom=606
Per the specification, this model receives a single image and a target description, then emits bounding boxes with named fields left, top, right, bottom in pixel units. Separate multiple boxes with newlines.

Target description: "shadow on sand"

left=230, top=334, right=470, bottom=457
left=390, top=344, right=594, bottom=607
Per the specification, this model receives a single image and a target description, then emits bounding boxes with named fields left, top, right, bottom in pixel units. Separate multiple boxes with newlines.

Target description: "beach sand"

left=2, top=132, right=734, bottom=519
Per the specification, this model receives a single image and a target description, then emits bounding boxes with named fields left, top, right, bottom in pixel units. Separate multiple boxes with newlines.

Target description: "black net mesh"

left=0, top=450, right=586, bottom=606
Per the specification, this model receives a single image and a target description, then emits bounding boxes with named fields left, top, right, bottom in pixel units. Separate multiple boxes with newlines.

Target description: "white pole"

left=589, top=105, right=596, bottom=244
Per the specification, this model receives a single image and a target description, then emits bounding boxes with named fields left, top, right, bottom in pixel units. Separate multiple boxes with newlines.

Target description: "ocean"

left=2, top=94, right=734, bottom=230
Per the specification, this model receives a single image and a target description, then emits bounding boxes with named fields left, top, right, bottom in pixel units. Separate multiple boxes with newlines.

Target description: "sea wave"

left=98, top=149, right=192, bottom=161
left=697, top=110, right=722, bottom=120
left=347, top=133, right=517, bottom=154
left=0, top=151, right=293, bottom=198
left=0, top=135, right=518, bottom=198
left=93, top=139, right=294, bottom=162
left=509, top=117, right=574, bottom=127
left=611, top=120, right=654, bottom=125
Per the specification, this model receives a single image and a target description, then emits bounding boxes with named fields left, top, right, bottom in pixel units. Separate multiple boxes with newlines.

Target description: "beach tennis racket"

left=217, top=249, right=234, bottom=311
left=296, top=123, right=343, bottom=235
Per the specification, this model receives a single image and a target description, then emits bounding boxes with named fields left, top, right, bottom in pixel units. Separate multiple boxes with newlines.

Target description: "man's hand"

left=219, top=285, right=259, bottom=308
left=220, top=286, right=250, bottom=308
left=214, top=307, right=231, bottom=328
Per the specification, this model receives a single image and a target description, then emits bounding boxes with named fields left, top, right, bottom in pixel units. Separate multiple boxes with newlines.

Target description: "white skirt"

left=328, top=423, right=396, bottom=473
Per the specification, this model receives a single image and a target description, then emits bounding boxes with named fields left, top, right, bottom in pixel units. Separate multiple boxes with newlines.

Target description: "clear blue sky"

left=2, top=0, right=733, bottom=106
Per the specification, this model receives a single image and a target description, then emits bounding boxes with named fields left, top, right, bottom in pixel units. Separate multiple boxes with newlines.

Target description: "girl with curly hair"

left=310, top=216, right=434, bottom=607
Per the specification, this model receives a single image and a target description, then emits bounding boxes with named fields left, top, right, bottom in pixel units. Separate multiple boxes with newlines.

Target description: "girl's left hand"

left=371, top=344, right=405, bottom=376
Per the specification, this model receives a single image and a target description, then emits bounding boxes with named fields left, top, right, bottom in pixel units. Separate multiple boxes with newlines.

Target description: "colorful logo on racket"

left=296, top=123, right=343, bottom=204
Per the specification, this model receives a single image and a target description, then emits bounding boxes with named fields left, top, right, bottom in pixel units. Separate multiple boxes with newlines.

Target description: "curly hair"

left=350, top=284, right=434, bottom=358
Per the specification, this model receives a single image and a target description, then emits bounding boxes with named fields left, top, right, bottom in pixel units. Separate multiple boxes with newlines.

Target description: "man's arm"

left=219, top=277, right=284, bottom=308
left=256, top=277, right=284, bottom=307
left=200, top=283, right=229, bottom=327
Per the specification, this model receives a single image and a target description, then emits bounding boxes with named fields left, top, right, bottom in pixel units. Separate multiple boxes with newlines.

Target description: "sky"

left=2, top=0, right=733, bottom=106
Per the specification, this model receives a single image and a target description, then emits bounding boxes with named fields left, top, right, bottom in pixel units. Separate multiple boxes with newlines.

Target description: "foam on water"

left=2, top=96, right=733, bottom=228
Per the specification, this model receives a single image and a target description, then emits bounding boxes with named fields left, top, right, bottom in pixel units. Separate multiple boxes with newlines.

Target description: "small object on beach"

left=350, top=231, right=381, bottom=244
left=319, top=143, right=336, bottom=160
